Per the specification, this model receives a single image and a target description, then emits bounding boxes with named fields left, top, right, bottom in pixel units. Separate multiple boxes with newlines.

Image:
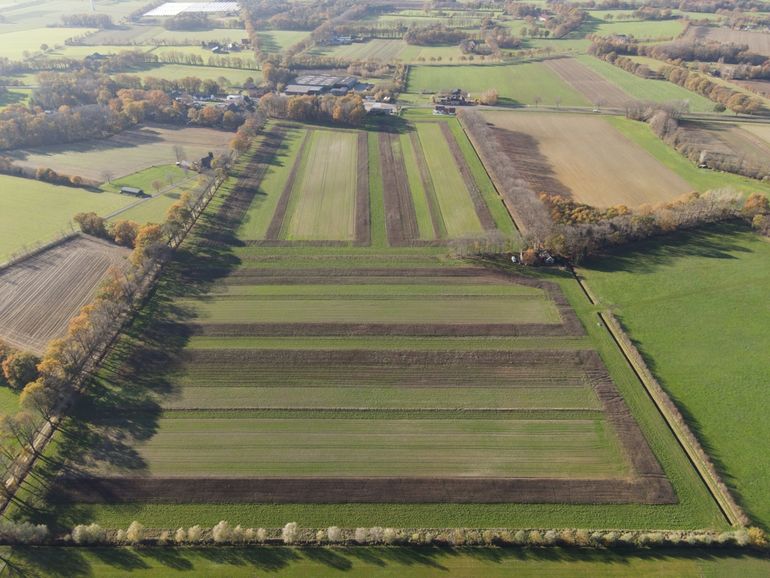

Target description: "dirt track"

left=0, top=235, right=129, bottom=354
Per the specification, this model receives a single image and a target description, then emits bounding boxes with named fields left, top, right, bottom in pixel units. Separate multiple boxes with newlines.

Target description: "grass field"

left=0, top=0, right=147, bottom=33
left=312, top=39, right=465, bottom=63
left=589, top=18, right=685, bottom=40
left=407, top=63, right=590, bottom=107
left=0, top=27, right=96, bottom=59
left=0, top=175, right=132, bottom=261
left=283, top=130, right=359, bottom=241
left=6, top=546, right=770, bottom=578
left=606, top=116, right=770, bottom=197
left=481, top=111, right=693, bottom=207
left=10, top=125, right=231, bottom=182
left=581, top=225, right=770, bottom=529
left=575, top=55, right=717, bottom=113
left=256, top=30, right=309, bottom=52
left=129, top=64, right=261, bottom=84
left=413, top=123, right=484, bottom=236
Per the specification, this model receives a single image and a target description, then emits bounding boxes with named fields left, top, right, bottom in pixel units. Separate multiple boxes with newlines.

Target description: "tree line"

left=589, top=38, right=764, bottom=114
left=258, top=92, right=366, bottom=126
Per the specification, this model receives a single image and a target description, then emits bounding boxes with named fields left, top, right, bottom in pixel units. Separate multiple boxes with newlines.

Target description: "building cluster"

left=284, top=74, right=370, bottom=96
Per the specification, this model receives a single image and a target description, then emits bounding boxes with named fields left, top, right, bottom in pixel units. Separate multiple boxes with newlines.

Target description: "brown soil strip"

left=264, top=129, right=311, bottom=240
left=354, top=132, right=371, bottom=246
left=50, top=476, right=675, bottom=505
left=439, top=122, right=497, bottom=231
left=409, top=130, right=445, bottom=238
left=379, top=132, right=419, bottom=245
left=216, top=127, right=288, bottom=228
left=543, top=57, right=632, bottom=109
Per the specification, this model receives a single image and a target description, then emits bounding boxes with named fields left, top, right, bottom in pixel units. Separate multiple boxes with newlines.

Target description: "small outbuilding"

left=120, top=186, right=145, bottom=197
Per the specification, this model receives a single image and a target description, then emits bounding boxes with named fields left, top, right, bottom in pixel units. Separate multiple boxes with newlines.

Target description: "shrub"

left=174, top=527, right=186, bottom=543
left=126, top=521, right=145, bottom=544
left=327, top=526, right=342, bottom=542
left=187, top=525, right=203, bottom=543
left=282, top=522, right=298, bottom=544
left=354, top=527, right=367, bottom=544
left=72, top=523, right=105, bottom=545
left=383, top=528, right=398, bottom=544
left=212, top=520, right=232, bottom=543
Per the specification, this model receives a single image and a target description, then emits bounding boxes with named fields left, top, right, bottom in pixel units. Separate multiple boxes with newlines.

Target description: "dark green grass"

left=5, top=546, right=770, bottom=578
left=580, top=225, right=770, bottom=529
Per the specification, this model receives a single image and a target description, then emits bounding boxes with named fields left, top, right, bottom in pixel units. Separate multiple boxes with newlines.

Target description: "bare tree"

left=173, top=145, right=187, bottom=163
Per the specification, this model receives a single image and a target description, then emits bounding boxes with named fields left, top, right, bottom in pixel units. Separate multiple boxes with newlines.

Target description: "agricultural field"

left=0, top=174, right=133, bottom=261
left=0, top=28, right=95, bottom=58
left=575, top=55, right=717, bottom=113
left=580, top=225, right=770, bottom=529
left=407, top=63, right=590, bottom=107
left=0, top=235, right=129, bottom=354
left=684, top=26, right=770, bottom=57
left=0, top=0, right=148, bottom=33
left=312, top=39, right=465, bottom=63
left=589, top=17, right=685, bottom=40
left=9, top=124, right=232, bottom=182
left=256, top=30, right=310, bottom=53
left=544, top=57, right=632, bottom=108
left=20, top=129, right=733, bottom=537
left=480, top=111, right=692, bottom=207
left=127, top=63, right=261, bottom=84
left=236, top=121, right=512, bottom=246
left=678, top=120, right=770, bottom=173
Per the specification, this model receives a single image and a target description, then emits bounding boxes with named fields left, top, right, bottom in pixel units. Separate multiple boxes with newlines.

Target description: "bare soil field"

left=544, top=57, right=632, bottom=108
left=735, top=79, right=770, bottom=98
left=10, top=124, right=232, bottom=181
left=679, top=120, right=770, bottom=174
left=380, top=132, right=420, bottom=245
left=685, top=26, right=770, bottom=57
left=483, top=111, right=693, bottom=207
left=0, top=235, right=129, bottom=354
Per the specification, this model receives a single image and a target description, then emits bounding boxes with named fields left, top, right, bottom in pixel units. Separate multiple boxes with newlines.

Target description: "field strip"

left=354, top=132, right=371, bottom=245
left=409, top=130, right=446, bottom=238
left=399, top=132, right=436, bottom=240
left=543, top=57, right=632, bottom=108
left=438, top=122, right=497, bottom=231
left=380, top=132, right=419, bottom=245
left=52, top=476, right=675, bottom=505
left=264, top=129, right=311, bottom=240
left=215, top=127, right=288, bottom=229
left=416, top=123, right=485, bottom=237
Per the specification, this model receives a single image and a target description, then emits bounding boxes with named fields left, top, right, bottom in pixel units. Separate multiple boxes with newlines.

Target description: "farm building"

left=365, top=102, right=399, bottom=115
left=284, top=75, right=363, bottom=96
left=120, top=186, right=145, bottom=197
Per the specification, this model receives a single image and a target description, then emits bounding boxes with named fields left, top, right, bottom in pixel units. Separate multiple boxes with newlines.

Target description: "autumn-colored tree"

left=20, top=380, right=58, bottom=422
left=520, top=248, right=539, bottom=266
left=74, top=212, right=108, bottom=238
left=110, top=220, right=140, bottom=248
left=131, top=223, right=165, bottom=266
left=2, top=352, right=40, bottom=390
left=743, top=193, right=770, bottom=217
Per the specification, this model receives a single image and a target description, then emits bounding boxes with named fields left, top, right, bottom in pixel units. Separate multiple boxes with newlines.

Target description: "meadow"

left=0, top=175, right=132, bottom=261
left=10, top=124, right=232, bottom=182
left=407, top=63, right=590, bottom=107
left=581, top=225, right=770, bottom=529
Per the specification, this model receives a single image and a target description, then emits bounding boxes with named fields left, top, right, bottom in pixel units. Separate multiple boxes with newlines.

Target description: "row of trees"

left=60, top=13, right=114, bottom=28
left=65, top=520, right=768, bottom=548
left=404, top=23, right=469, bottom=46
left=258, top=92, right=366, bottom=125
left=590, top=39, right=764, bottom=114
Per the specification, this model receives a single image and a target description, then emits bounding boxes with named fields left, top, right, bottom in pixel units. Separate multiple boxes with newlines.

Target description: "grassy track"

left=7, top=546, right=770, bottom=577
left=367, top=131, right=388, bottom=248
left=414, top=123, right=484, bottom=237
left=580, top=225, right=770, bottom=529
left=284, top=130, right=359, bottom=241
left=408, top=63, right=590, bottom=107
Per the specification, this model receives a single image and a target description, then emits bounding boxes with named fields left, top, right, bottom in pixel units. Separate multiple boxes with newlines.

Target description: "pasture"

left=256, top=30, right=310, bottom=53
left=407, top=63, right=590, bottom=107
left=313, top=39, right=465, bottom=63
left=575, top=55, right=717, bottom=113
left=581, top=225, right=770, bottom=529
left=282, top=130, right=360, bottom=241
left=0, top=28, right=95, bottom=59
left=10, top=124, right=232, bottom=182
left=589, top=18, right=685, bottom=40
left=481, top=111, right=693, bottom=207
left=0, top=175, right=132, bottom=261
left=0, top=235, right=129, bottom=354
left=0, top=0, right=147, bottom=33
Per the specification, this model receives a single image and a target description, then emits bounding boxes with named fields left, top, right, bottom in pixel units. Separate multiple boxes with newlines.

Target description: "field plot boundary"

left=264, top=130, right=311, bottom=240
left=409, top=131, right=446, bottom=238
left=51, top=351, right=673, bottom=504
left=439, top=123, right=497, bottom=231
